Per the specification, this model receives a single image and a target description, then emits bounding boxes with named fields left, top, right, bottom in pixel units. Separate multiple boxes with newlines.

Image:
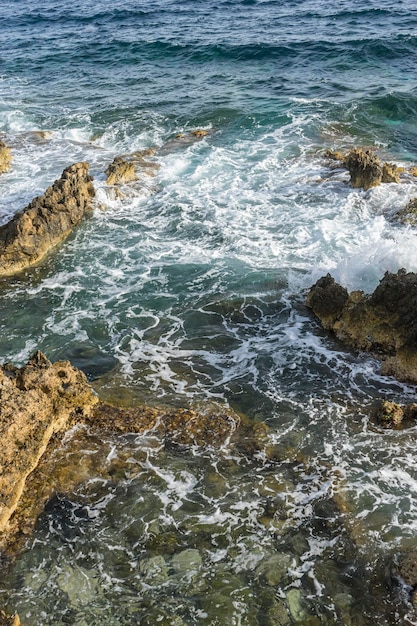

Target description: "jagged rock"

left=396, top=549, right=417, bottom=608
left=0, top=612, right=20, bottom=626
left=306, top=269, right=417, bottom=383
left=0, top=351, right=98, bottom=541
left=324, top=149, right=346, bottom=162
left=345, top=148, right=383, bottom=190
left=395, top=197, right=417, bottom=225
left=382, top=162, right=402, bottom=184
left=375, top=400, right=417, bottom=428
left=0, top=162, right=95, bottom=276
left=0, top=141, right=12, bottom=175
left=105, top=150, right=160, bottom=186
left=105, top=156, right=137, bottom=185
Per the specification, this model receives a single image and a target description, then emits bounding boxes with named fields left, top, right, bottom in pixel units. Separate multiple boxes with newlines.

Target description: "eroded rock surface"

left=374, top=400, right=417, bottom=429
left=0, top=162, right=95, bottom=277
left=0, top=142, right=12, bottom=175
left=0, top=611, right=20, bottom=626
left=306, top=269, right=417, bottom=382
left=345, top=149, right=383, bottom=190
left=0, top=352, right=98, bottom=542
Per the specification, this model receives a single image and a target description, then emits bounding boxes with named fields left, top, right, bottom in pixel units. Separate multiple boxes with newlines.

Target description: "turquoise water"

left=2, top=0, right=417, bottom=623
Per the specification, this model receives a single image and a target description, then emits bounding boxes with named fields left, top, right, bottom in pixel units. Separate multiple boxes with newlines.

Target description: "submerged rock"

left=0, top=162, right=95, bottom=276
left=0, top=351, right=98, bottom=543
left=0, top=141, right=12, bottom=175
left=306, top=269, right=417, bottom=383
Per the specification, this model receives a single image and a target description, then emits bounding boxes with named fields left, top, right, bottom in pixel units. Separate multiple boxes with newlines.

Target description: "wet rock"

left=286, top=588, right=308, bottom=622
left=57, top=564, right=101, bottom=606
left=171, top=548, right=202, bottom=578
left=0, top=612, right=20, bottom=626
left=139, top=555, right=169, bottom=584
left=0, top=141, right=12, bottom=175
left=395, top=197, right=417, bottom=226
left=382, top=162, right=402, bottom=184
left=255, top=553, right=293, bottom=586
left=374, top=400, right=417, bottom=428
left=306, top=269, right=417, bottom=383
left=0, top=162, right=95, bottom=276
left=157, top=129, right=213, bottom=156
left=305, top=273, right=349, bottom=329
left=398, top=549, right=417, bottom=588
left=105, top=156, right=137, bottom=185
left=324, top=148, right=346, bottom=163
left=87, top=401, right=251, bottom=448
left=345, top=148, right=383, bottom=190
left=0, top=351, right=98, bottom=544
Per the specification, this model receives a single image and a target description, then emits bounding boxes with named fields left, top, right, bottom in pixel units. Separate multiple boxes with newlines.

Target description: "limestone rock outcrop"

left=0, top=352, right=98, bottom=541
left=0, top=162, right=95, bottom=277
left=0, top=141, right=12, bottom=175
left=345, top=149, right=383, bottom=190
left=0, top=611, right=20, bottom=626
left=306, top=269, right=417, bottom=383
left=105, top=149, right=159, bottom=185
left=374, top=400, right=417, bottom=429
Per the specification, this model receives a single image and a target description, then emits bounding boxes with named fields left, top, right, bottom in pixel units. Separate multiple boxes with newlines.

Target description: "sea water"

left=1, top=0, right=417, bottom=623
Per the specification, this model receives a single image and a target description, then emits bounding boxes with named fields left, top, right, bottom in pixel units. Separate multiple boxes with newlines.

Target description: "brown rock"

left=0, top=612, right=20, bottom=626
left=105, top=151, right=160, bottom=186
left=0, top=162, right=95, bottom=276
left=345, top=148, right=383, bottom=190
left=395, top=198, right=417, bottom=225
left=105, top=156, right=137, bottom=185
left=0, top=141, right=12, bottom=175
left=382, top=162, right=402, bottom=184
left=306, top=269, right=417, bottom=383
left=87, top=401, right=244, bottom=448
left=374, top=400, right=417, bottom=428
left=0, top=351, right=98, bottom=542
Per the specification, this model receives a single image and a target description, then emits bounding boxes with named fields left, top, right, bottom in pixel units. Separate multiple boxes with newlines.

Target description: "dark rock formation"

left=395, top=197, right=417, bottom=226
left=345, top=149, right=383, bottom=190
left=0, top=351, right=98, bottom=542
left=0, top=141, right=12, bottom=175
left=306, top=269, right=417, bottom=383
left=0, top=162, right=95, bottom=277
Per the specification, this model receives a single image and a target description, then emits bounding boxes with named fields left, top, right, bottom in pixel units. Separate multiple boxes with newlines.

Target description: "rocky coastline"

left=1, top=136, right=417, bottom=621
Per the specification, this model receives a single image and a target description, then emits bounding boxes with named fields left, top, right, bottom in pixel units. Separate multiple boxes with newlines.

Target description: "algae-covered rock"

left=57, top=564, right=102, bottom=606
left=171, top=548, right=202, bottom=578
left=0, top=162, right=95, bottom=276
left=306, top=269, right=417, bottom=383
left=255, top=553, right=293, bottom=587
left=139, top=555, right=169, bottom=584
left=0, top=141, right=12, bottom=175
left=0, top=351, right=98, bottom=543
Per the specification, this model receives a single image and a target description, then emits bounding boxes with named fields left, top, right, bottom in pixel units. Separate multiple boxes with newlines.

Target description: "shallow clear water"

left=1, top=0, right=417, bottom=623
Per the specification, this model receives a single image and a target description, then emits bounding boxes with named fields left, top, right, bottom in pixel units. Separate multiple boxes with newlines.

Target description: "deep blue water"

left=1, top=1, right=417, bottom=624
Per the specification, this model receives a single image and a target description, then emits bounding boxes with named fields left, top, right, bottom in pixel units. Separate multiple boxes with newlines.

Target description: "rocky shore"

left=306, top=269, right=417, bottom=383
left=1, top=136, right=417, bottom=621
